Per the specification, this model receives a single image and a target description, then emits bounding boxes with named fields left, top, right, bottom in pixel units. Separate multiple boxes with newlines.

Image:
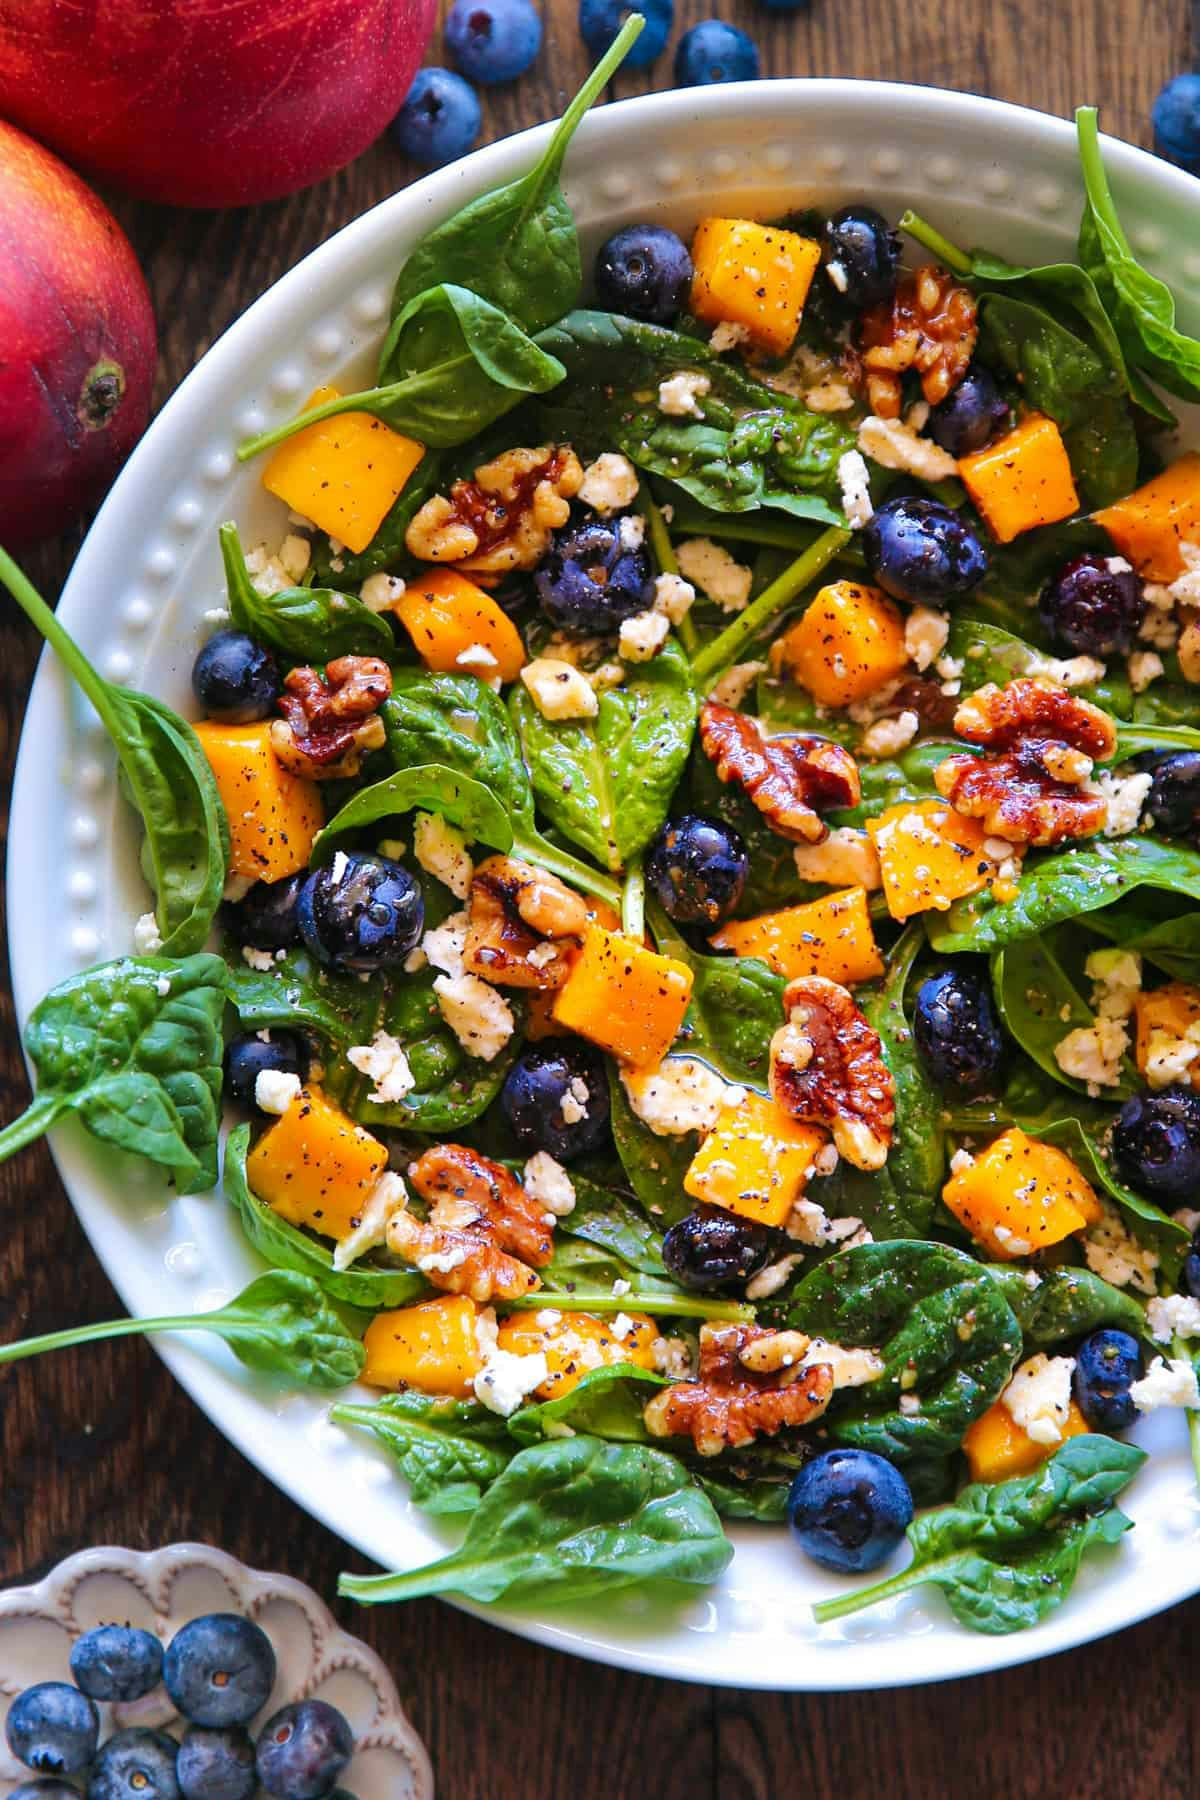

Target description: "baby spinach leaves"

left=313, top=764, right=514, bottom=861
left=332, top=1393, right=514, bottom=1514
left=0, top=954, right=227, bottom=1194
left=219, top=523, right=392, bottom=661
left=226, top=948, right=366, bottom=1048
left=813, top=1435, right=1145, bottom=1634
left=991, top=932, right=1136, bottom=1099
left=0, top=1270, right=365, bottom=1392
left=607, top=1063, right=697, bottom=1230
left=508, top=1365, right=668, bottom=1446
left=0, top=548, right=228, bottom=957
left=983, top=1264, right=1146, bottom=1348
left=338, top=1434, right=732, bottom=1606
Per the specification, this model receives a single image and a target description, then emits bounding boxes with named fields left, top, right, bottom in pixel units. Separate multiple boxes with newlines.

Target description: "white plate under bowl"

left=10, top=81, right=1200, bottom=1689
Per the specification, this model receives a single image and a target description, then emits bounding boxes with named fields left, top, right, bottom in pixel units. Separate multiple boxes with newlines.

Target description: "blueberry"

left=1153, top=72, right=1200, bottom=174
left=594, top=225, right=693, bottom=325
left=673, top=19, right=759, bottom=85
left=913, top=967, right=1005, bottom=1096
left=1073, top=1328, right=1145, bottom=1432
left=823, top=205, right=899, bottom=312
left=177, top=1727, right=257, bottom=1800
left=862, top=495, right=989, bottom=606
left=389, top=68, right=481, bottom=167
left=1185, top=1229, right=1200, bottom=1299
left=1143, top=751, right=1200, bottom=841
left=499, top=1042, right=611, bottom=1161
left=927, top=364, right=1010, bottom=458
left=162, top=1614, right=275, bottom=1728
left=11, top=1784, right=81, bottom=1799
left=578, top=0, right=673, bottom=66
left=5, top=1684, right=98, bottom=1778
left=534, top=514, right=654, bottom=635
left=1112, top=1086, right=1200, bottom=1203
left=787, top=1448, right=914, bottom=1573
left=662, top=1206, right=772, bottom=1291
left=89, top=1729, right=181, bottom=1800
left=192, top=631, right=279, bottom=725
left=1037, top=551, right=1146, bottom=656
left=70, top=1623, right=164, bottom=1702
left=223, top=1030, right=310, bottom=1109
left=297, top=853, right=424, bottom=974
left=446, top=0, right=541, bottom=82
left=255, top=1701, right=353, bottom=1800
left=645, top=814, right=748, bottom=926
left=223, top=873, right=306, bottom=952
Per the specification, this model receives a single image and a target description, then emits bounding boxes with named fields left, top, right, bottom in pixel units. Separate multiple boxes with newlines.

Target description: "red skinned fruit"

left=0, top=120, right=156, bottom=548
left=0, top=0, right=438, bottom=209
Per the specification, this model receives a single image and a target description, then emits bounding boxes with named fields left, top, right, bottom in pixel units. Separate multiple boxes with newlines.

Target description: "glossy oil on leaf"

left=332, top=1392, right=514, bottom=1514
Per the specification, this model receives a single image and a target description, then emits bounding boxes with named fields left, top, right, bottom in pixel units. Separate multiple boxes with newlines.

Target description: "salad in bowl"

left=4, top=24, right=1200, bottom=1642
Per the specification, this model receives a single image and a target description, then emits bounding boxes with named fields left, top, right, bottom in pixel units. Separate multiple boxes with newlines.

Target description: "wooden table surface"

left=5, top=1, right=1199, bottom=1793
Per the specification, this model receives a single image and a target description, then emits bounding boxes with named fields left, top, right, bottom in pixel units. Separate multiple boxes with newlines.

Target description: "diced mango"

left=397, top=568, right=526, bottom=684
left=193, top=720, right=323, bottom=881
left=866, top=799, right=997, bottom=922
left=710, top=887, right=883, bottom=986
left=551, top=924, right=693, bottom=1069
left=689, top=217, right=821, bottom=355
left=684, top=1091, right=826, bottom=1227
left=262, top=384, right=425, bottom=555
left=962, top=1398, right=1089, bottom=1483
left=1134, top=982, right=1200, bottom=1088
left=246, top=1087, right=387, bottom=1242
left=942, top=1127, right=1103, bottom=1261
left=1094, top=452, right=1200, bottom=580
left=958, top=413, right=1080, bottom=544
left=363, top=1295, right=482, bottom=1398
left=496, top=1309, right=659, bottom=1401
left=778, top=581, right=908, bottom=708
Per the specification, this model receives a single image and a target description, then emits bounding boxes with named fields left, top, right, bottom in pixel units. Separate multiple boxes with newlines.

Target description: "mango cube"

left=963, top=1397, right=1089, bottom=1483
left=710, top=887, right=883, bottom=986
left=958, top=412, right=1079, bottom=544
left=193, top=719, right=323, bottom=881
left=1094, top=452, right=1200, bottom=580
left=551, top=924, right=693, bottom=1068
left=246, top=1087, right=387, bottom=1242
left=866, top=799, right=997, bottom=922
left=689, top=217, right=821, bottom=355
left=684, top=1091, right=826, bottom=1227
left=262, top=384, right=425, bottom=555
left=1133, top=982, right=1200, bottom=1088
left=941, top=1127, right=1103, bottom=1261
left=398, top=568, right=526, bottom=683
left=363, top=1296, right=483, bottom=1398
left=779, top=581, right=908, bottom=708
left=496, top=1309, right=659, bottom=1400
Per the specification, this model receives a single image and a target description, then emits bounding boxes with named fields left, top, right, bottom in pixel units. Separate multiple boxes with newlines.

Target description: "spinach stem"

left=503, top=1288, right=753, bottom=1322
left=512, top=830, right=622, bottom=910
left=0, top=547, right=122, bottom=740
left=0, top=1308, right=216, bottom=1365
left=238, top=384, right=391, bottom=461
left=1075, top=107, right=1125, bottom=245
left=690, top=527, right=851, bottom=687
left=811, top=1560, right=921, bottom=1623
left=897, top=210, right=972, bottom=277
left=644, top=493, right=697, bottom=655
left=538, top=13, right=645, bottom=184
left=621, top=858, right=645, bottom=939
left=339, top=1561, right=474, bottom=1604
left=0, top=1096, right=64, bottom=1164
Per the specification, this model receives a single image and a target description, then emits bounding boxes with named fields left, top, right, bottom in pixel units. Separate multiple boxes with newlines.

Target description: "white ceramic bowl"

left=10, top=80, right=1200, bottom=1690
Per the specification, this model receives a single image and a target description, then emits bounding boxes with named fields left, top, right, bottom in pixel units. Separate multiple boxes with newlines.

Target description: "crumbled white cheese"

left=222, top=872, right=255, bottom=904
left=559, top=1074, right=590, bottom=1124
left=805, top=378, right=855, bottom=413
left=812, top=1140, right=840, bottom=1179
left=744, top=1255, right=805, bottom=1301
left=154, top=975, right=172, bottom=997
left=277, top=534, right=311, bottom=582
left=610, top=1312, right=636, bottom=1341
left=1053, top=1016, right=1129, bottom=1090
left=1144, top=1022, right=1200, bottom=1089
left=949, top=1148, right=975, bottom=1175
left=904, top=606, right=950, bottom=672
left=474, top=1348, right=550, bottom=1416
left=254, top=1069, right=302, bottom=1115
left=1128, top=650, right=1165, bottom=693
left=578, top=452, right=640, bottom=514
left=1093, top=769, right=1152, bottom=838
left=653, top=572, right=696, bottom=624
left=619, top=608, right=671, bottom=663
left=792, top=826, right=881, bottom=891
left=455, top=643, right=501, bottom=687
left=523, top=1151, right=576, bottom=1216
left=1086, top=947, right=1143, bottom=1019
left=858, top=414, right=958, bottom=482
left=675, top=538, right=753, bottom=612
left=1084, top=1199, right=1160, bottom=1295
left=202, top=606, right=232, bottom=631
left=377, top=837, right=408, bottom=862
left=859, top=709, right=920, bottom=760
left=708, top=660, right=767, bottom=709
left=347, top=1030, right=415, bottom=1104
left=1139, top=543, right=1200, bottom=652
left=333, top=1170, right=408, bottom=1272
left=836, top=449, right=874, bottom=529
left=243, top=543, right=290, bottom=597
left=622, top=1058, right=742, bottom=1137
left=898, top=1393, right=922, bottom=1416
left=658, top=371, right=711, bottom=417
left=520, top=657, right=599, bottom=721
left=1130, top=1355, right=1200, bottom=1412
left=433, top=972, right=515, bottom=1062
left=359, top=571, right=406, bottom=613
left=133, top=912, right=163, bottom=955
left=800, top=1338, right=885, bottom=1389
left=785, top=1199, right=864, bottom=1247
left=1030, top=652, right=1107, bottom=689
left=413, top=812, right=474, bottom=899
left=618, top=513, right=646, bottom=551
left=420, top=910, right=468, bottom=978
left=1000, top=1353, right=1076, bottom=1445
left=709, top=320, right=751, bottom=353
left=652, top=1336, right=695, bottom=1379
left=241, top=944, right=276, bottom=973
left=1146, top=1294, right=1200, bottom=1343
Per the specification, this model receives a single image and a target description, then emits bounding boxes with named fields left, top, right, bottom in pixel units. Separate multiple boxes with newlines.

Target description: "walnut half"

left=464, top=855, right=589, bottom=989
left=643, top=1322, right=835, bottom=1456
left=770, top=975, right=895, bottom=1170
left=388, top=1143, right=558, bottom=1304
left=405, top=445, right=583, bottom=574
left=858, top=265, right=978, bottom=419
left=273, top=656, right=392, bottom=779
left=698, top=702, right=861, bottom=844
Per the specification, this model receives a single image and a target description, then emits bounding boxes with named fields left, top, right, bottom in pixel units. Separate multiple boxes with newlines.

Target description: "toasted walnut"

left=405, top=445, right=583, bottom=573
left=464, top=855, right=589, bottom=989
left=643, top=1322, right=835, bottom=1456
left=409, top=1143, right=556, bottom=1267
left=273, top=655, right=392, bottom=778
left=698, top=702, right=861, bottom=844
left=386, top=1213, right=539, bottom=1303
left=770, top=976, right=895, bottom=1170
left=952, top=678, right=1118, bottom=759
left=858, top=266, right=978, bottom=419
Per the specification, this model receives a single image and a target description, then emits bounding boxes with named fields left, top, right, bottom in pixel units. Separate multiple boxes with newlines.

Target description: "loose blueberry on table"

left=388, top=66, right=482, bottom=167
left=445, top=0, right=542, bottom=83
left=673, top=19, right=759, bottom=85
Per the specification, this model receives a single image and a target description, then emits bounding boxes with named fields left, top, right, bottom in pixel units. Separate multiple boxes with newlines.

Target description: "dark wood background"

left=5, top=0, right=1199, bottom=1793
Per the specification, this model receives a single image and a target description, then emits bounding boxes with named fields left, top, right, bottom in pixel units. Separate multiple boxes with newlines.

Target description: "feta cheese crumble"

left=658, top=371, right=711, bottom=417
left=858, top=709, right=920, bottom=760
left=618, top=608, right=671, bottom=663
left=1000, top=1353, right=1076, bottom=1445
left=836, top=449, right=874, bottom=529
left=360, top=572, right=407, bottom=613
left=1084, top=1200, right=1160, bottom=1295
left=621, top=1057, right=743, bottom=1136
left=744, top=1255, right=805, bottom=1300
left=800, top=1338, right=886, bottom=1389
left=520, top=657, right=599, bottom=721
left=653, top=572, right=696, bottom=625
left=709, top=320, right=751, bottom=353
left=1092, top=768, right=1152, bottom=837
left=432, top=972, right=515, bottom=1062
left=1130, top=1355, right=1200, bottom=1413
left=708, top=660, right=767, bottom=709
left=347, top=1030, right=416, bottom=1104
left=333, top=1170, right=408, bottom=1272
left=792, top=826, right=882, bottom=891
left=1146, top=1293, right=1200, bottom=1343
left=675, top=538, right=753, bottom=613
left=474, top=1348, right=550, bottom=1416
left=413, top=812, right=473, bottom=899
left=1053, top=1016, right=1129, bottom=1090
left=420, top=910, right=468, bottom=978
left=241, top=944, right=276, bottom=973
left=578, top=452, right=640, bottom=514
left=523, top=1151, right=576, bottom=1216
left=904, top=606, right=950, bottom=672
left=133, top=912, right=163, bottom=955
left=858, top=414, right=958, bottom=482
left=254, top=1069, right=302, bottom=1115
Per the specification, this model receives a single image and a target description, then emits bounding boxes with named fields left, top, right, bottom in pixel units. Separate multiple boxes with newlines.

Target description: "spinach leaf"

left=0, top=549, right=228, bottom=956
left=332, top=1393, right=513, bottom=1513
left=224, top=1124, right=424, bottom=1310
left=313, top=764, right=514, bottom=861
left=0, top=1270, right=365, bottom=1391
left=991, top=932, right=1136, bottom=1098
left=219, top=523, right=392, bottom=661
left=310, top=450, right=445, bottom=587
left=389, top=17, right=643, bottom=333
left=649, top=902, right=783, bottom=1089
left=1085, top=899, right=1200, bottom=983
left=983, top=1263, right=1146, bottom=1347
left=509, top=635, right=697, bottom=871
left=516, top=1231, right=749, bottom=1322
left=813, top=1435, right=1145, bottom=1634
left=786, top=1241, right=1022, bottom=1462
left=226, top=948, right=367, bottom=1048
left=0, top=955, right=226, bottom=1194
left=337, top=1435, right=732, bottom=1605
left=508, top=1365, right=668, bottom=1445
left=561, top=1171, right=669, bottom=1275
left=947, top=616, right=1120, bottom=711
